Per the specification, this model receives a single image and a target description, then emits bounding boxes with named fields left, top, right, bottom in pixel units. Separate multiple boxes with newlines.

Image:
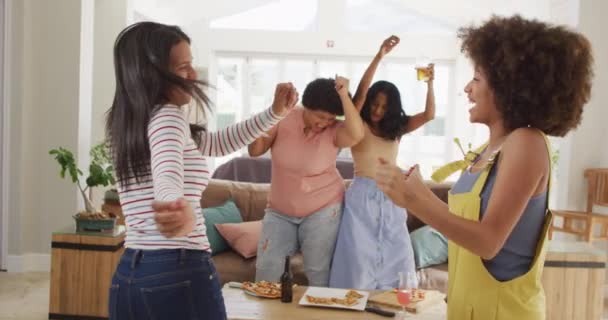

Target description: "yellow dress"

left=446, top=134, right=553, bottom=320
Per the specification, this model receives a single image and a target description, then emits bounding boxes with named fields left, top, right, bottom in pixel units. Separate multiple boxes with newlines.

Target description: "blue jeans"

left=255, top=203, right=342, bottom=286
left=109, top=248, right=226, bottom=320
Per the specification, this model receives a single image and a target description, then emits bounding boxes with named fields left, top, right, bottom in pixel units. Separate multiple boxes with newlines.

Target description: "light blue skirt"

left=329, top=177, right=416, bottom=290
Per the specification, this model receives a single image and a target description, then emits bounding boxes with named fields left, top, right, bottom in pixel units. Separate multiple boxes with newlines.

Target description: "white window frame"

left=211, top=52, right=456, bottom=172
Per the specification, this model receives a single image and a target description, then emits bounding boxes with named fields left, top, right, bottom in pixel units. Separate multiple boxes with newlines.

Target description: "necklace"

left=469, top=145, right=502, bottom=171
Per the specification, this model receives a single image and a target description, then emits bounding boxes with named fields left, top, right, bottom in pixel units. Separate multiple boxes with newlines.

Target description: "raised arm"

left=201, top=83, right=298, bottom=157
left=353, top=35, right=400, bottom=111
left=334, top=76, right=365, bottom=148
left=405, top=64, right=435, bottom=133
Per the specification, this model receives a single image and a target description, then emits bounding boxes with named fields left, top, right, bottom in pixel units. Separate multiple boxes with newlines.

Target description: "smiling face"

left=166, top=40, right=197, bottom=106
left=464, top=66, right=501, bottom=125
left=370, top=92, right=388, bottom=124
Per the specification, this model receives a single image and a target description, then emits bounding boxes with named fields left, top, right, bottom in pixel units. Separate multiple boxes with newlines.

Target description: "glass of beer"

left=415, top=56, right=432, bottom=81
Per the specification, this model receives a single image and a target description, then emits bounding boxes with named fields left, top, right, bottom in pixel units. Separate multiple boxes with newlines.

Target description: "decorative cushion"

left=411, top=225, right=448, bottom=269
left=202, top=199, right=242, bottom=255
left=215, top=221, right=263, bottom=259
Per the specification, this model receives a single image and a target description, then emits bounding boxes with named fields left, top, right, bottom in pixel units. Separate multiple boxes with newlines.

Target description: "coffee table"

left=222, top=284, right=447, bottom=319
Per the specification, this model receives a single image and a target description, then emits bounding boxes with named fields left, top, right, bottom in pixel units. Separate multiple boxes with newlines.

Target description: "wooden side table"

left=542, top=240, right=606, bottom=320
left=49, top=226, right=125, bottom=320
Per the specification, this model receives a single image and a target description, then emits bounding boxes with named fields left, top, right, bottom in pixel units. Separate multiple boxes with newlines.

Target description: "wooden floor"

left=0, top=271, right=607, bottom=320
left=0, top=272, right=50, bottom=320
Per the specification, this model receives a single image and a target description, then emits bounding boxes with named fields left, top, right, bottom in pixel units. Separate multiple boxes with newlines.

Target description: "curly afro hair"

left=458, top=15, right=593, bottom=137
left=302, top=78, right=344, bottom=116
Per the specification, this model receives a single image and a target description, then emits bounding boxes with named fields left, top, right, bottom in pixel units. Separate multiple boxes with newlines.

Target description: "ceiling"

left=132, top=0, right=555, bottom=33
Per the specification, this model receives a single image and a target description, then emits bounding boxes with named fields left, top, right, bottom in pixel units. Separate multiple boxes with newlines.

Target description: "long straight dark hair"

left=106, top=22, right=210, bottom=185
left=361, top=81, right=409, bottom=140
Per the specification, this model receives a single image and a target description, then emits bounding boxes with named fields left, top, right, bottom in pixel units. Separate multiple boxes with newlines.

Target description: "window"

left=212, top=53, right=454, bottom=175
left=248, top=59, right=279, bottom=115
left=318, top=61, right=348, bottom=80
left=284, top=59, right=315, bottom=95
left=217, top=58, right=244, bottom=129
left=214, top=58, right=245, bottom=165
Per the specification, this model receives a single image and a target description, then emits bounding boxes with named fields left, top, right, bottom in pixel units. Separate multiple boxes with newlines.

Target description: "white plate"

left=298, top=287, right=369, bottom=311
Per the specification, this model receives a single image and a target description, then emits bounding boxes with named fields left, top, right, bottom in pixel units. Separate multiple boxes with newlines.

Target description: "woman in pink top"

left=248, top=76, right=364, bottom=286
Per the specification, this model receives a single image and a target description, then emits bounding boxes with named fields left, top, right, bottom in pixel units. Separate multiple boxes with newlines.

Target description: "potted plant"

left=49, top=141, right=117, bottom=232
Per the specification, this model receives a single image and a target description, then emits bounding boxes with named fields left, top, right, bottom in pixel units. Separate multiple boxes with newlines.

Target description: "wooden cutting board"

left=368, top=289, right=445, bottom=314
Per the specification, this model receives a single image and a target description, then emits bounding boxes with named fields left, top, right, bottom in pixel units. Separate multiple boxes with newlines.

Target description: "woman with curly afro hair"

left=374, top=15, right=592, bottom=320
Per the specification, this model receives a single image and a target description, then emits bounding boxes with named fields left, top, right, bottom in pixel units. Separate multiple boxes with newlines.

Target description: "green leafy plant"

left=49, top=141, right=115, bottom=215
left=551, top=148, right=560, bottom=168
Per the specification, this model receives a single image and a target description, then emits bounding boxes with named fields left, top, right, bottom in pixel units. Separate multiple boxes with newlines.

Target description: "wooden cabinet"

left=543, top=240, right=606, bottom=320
left=49, top=226, right=125, bottom=319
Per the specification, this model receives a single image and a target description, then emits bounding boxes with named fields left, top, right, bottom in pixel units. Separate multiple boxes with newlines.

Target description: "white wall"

left=0, top=0, right=7, bottom=270
left=579, top=0, right=608, bottom=168
left=89, top=0, right=128, bottom=206
left=7, top=0, right=82, bottom=270
left=562, top=0, right=608, bottom=212
left=91, top=0, right=127, bottom=145
left=7, top=0, right=24, bottom=259
left=574, top=0, right=608, bottom=273
left=6, top=0, right=129, bottom=271
left=77, top=0, right=94, bottom=212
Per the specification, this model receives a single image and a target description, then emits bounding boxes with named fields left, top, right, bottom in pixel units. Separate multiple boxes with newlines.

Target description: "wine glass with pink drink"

left=396, top=271, right=417, bottom=319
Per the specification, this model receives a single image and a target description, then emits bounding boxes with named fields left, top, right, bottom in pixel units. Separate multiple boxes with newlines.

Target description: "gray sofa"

left=203, top=157, right=450, bottom=293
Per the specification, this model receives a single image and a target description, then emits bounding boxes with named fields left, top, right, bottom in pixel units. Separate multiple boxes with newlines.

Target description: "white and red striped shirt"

left=118, top=105, right=283, bottom=251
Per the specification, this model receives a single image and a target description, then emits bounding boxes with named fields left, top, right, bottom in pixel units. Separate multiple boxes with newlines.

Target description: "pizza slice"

left=346, top=290, right=364, bottom=299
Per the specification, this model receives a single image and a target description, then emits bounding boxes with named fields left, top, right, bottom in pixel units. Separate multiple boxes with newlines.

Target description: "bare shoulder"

left=501, top=128, right=549, bottom=174
left=503, top=128, right=547, bottom=155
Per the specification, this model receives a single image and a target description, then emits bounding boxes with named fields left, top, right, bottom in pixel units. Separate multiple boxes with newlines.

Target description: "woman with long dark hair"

left=106, top=22, right=297, bottom=319
left=330, top=35, right=436, bottom=290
